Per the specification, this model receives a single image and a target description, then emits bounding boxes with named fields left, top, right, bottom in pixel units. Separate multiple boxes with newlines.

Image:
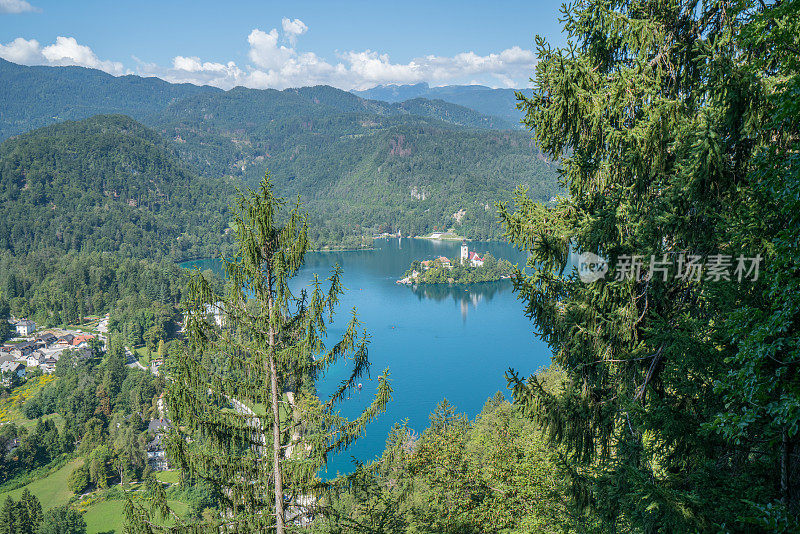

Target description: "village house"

left=14, top=319, right=35, bottom=337
left=56, top=334, right=74, bottom=346
left=25, top=351, right=45, bottom=368
left=437, top=256, right=452, bottom=269
left=40, top=357, right=57, bottom=374
left=460, top=241, right=484, bottom=267
left=72, top=334, right=95, bottom=347
left=35, top=332, right=57, bottom=346
left=11, top=341, right=38, bottom=359
left=468, top=251, right=484, bottom=267
left=204, top=302, right=225, bottom=327
left=0, top=354, right=16, bottom=369
left=1, top=361, right=25, bottom=382
left=150, top=357, right=164, bottom=376
left=145, top=435, right=169, bottom=471
left=146, top=418, right=172, bottom=471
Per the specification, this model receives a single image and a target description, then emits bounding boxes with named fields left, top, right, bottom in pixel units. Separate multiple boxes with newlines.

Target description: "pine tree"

left=500, top=0, right=795, bottom=530
left=126, top=174, right=391, bottom=532
left=0, top=496, right=15, bottom=534
left=18, top=489, right=42, bottom=534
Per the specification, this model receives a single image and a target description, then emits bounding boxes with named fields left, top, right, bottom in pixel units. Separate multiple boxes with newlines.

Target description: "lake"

left=181, top=238, right=553, bottom=477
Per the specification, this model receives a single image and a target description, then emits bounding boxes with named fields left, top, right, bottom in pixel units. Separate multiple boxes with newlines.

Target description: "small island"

left=397, top=241, right=514, bottom=285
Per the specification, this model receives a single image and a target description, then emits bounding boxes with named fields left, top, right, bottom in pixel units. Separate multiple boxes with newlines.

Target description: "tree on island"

left=124, top=174, right=391, bottom=532
left=402, top=252, right=513, bottom=284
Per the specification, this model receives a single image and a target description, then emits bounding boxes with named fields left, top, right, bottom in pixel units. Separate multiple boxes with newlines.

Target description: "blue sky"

left=0, top=0, right=567, bottom=90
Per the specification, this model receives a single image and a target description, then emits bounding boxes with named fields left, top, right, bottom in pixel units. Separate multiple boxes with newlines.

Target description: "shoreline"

left=396, top=275, right=512, bottom=286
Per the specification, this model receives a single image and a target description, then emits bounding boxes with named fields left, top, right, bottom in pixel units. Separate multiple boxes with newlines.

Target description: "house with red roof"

left=468, top=251, right=484, bottom=267
left=72, top=334, right=95, bottom=346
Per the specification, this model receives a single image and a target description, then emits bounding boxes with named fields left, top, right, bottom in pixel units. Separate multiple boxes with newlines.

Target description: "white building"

left=15, top=319, right=35, bottom=337
left=204, top=302, right=225, bottom=327
left=460, top=241, right=484, bottom=267
left=25, top=351, right=44, bottom=368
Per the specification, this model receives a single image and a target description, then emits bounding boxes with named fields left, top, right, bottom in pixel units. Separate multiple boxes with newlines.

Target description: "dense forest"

left=494, top=0, right=800, bottom=531
left=127, top=0, right=798, bottom=531
left=0, top=249, right=201, bottom=345
left=0, top=115, right=236, bottom=261
left=353, top=82, right=524, bottom=124
left=0, top=58, right=219, bottom=140
left=1, top=0, right=798, bottom=531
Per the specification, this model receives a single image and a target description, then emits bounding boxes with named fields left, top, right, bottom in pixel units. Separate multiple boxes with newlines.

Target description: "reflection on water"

left=409, top=280, right=511, bottom=321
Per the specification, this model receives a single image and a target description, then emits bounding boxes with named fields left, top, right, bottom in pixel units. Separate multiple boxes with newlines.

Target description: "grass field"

left=1, top=459, right=189, bottom=534
left=0, top=457, right=83, bottom=509
left=250, top=394, right=292, bottom=423
left=419, top=229, right=465, bottom=241
left=133, top=346, right=151, bottom=367
left=83, top=498, right=189, bottom=534
left=155, top=470, right=181, bottom=485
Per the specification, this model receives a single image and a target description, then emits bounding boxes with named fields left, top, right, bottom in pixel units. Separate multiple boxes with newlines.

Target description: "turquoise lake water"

left=181, top=238, right=553, bottom=477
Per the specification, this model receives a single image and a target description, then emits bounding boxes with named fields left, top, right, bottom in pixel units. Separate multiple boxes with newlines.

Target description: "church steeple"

left=460, top=240, right=469, bottom=262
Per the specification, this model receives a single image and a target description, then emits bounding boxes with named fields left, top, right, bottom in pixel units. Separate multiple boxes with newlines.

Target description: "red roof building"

left=72, top=334, right=95, bottom=346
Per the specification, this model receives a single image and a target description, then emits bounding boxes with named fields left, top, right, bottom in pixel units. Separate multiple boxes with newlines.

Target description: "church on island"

left=461, top=241, right=484, bottom=267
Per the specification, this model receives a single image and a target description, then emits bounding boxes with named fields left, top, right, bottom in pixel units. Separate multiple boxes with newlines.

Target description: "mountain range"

left=352, top=82, right=528, bottom=125
left=0, top=59, right=557, bottom=255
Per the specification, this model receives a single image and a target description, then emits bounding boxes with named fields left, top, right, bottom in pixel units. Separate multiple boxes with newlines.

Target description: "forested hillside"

left=0, top=115, right=236, bottom=261
left=151, top=86, right=558, bottom=245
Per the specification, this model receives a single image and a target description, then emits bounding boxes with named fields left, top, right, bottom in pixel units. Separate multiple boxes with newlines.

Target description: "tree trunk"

left=270, top=353, right=285, bottom=533
left=782, top=428, right=789, bottom=505
left=267, top=277, right=285, bottom=533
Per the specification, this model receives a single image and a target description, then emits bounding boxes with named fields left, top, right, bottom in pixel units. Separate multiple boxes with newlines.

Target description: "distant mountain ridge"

left=0, top=59, right=514, bottom=141
left=0, top=58, right=221, bottom=140
left=352, top=82, right=529, bottom=125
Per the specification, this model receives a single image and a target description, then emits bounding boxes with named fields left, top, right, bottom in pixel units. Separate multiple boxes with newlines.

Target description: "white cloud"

left=0, top=17, right=536, bottom=90
left=0, top=36, right=126, bottom=75
left=41, top=36, right=125, bottom=74
left=0, top=37, right=41, bottom=63
left=0, top=0, right=38, bottom=14
left=281, top=17, right=307, bottom=45
left=141, top=55, right=247, bottom=87
left=247, top=28, right=294, bottom=71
